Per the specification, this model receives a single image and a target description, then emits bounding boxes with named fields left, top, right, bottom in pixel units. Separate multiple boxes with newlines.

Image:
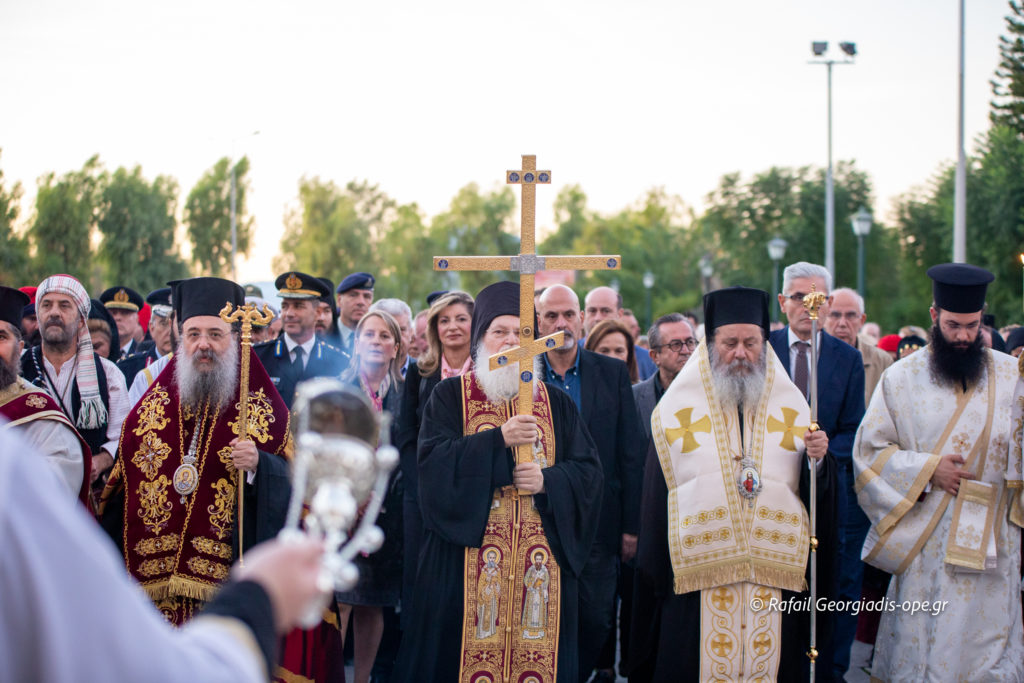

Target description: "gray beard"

left=175, top=338, right=239, bottom=411
left=709, top=343, right=767, bottom=412
left=473, top=341, right=542, bottom=404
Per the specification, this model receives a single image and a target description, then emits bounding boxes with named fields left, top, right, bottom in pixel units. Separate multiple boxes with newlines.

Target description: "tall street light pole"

left=810, top=41, right=856, bottom=282
left=953, top=0, right=967, bottom=262
left=767, top=237, right=788, bottom=323
left=851, top=207, right=873, bottom=299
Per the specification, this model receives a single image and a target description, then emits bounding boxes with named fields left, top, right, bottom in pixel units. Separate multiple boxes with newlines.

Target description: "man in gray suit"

left=633, top=314, right=697, bottom=440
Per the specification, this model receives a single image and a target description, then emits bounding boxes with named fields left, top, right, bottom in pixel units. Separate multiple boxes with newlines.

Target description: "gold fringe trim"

left=322, top=607, right=340, bottom=629
left=275, top=668, right=315, bottom=683
left=142, top=575, right=218, bottom=603
left=673, top=561, right=806, bottom=595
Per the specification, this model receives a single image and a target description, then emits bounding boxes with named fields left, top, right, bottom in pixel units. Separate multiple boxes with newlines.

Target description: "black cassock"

left=629, top=440, right=839, bottom=683
left=393, top=377, right=603, bottom=683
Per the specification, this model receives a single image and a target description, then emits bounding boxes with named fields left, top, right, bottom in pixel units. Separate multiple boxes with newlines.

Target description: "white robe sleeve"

left=0, top=429, right=266, bottom=683
left=18, top=419, right=83, bottom=498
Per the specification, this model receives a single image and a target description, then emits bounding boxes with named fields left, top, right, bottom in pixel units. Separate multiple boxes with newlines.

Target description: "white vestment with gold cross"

left=854, top=347, right=1024, bottom=682
left=651, top=342, right=812, bottom=681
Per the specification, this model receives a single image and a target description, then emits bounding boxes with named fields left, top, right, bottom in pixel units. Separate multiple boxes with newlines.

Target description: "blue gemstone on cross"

left=508, top=172, right=520, bottom=182
left=524, top=172, right=535, bottom=183
left=520, top=371, right=533, bottom=383
left=438, top=259, right=449, bottom=269
left=538, top=172, right=550, bottom=182
left=497, top=356, right=508, bottom=366
left=606, top=258, right=617, bottom=268
left=545, top=338, right=556, bottom=348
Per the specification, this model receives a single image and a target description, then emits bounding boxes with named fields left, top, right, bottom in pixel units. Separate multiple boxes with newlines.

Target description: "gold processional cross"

left=434, top=154, right=621, bottom=467
left=219, top=300, right=273, bottom=564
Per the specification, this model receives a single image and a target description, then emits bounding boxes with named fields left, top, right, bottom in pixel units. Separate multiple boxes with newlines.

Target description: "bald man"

left=582, top=286, right=657, bottom=380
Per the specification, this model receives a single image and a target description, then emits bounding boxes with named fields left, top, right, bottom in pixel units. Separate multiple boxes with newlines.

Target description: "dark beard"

left=0, top=357, right=17, bottom=390
left=928, top=323, right=986, bottom=390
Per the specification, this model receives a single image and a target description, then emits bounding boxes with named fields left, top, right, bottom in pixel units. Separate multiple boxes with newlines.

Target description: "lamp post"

left=767, top=237, right=788, bottom=323
left=850, top=206, right=873, bottom=299
left=229, top=130, right=260, bottom=282
left=699, top=254, right=714, bottom=295
left=809, top=41, right=856, bottom=283
left=643, top=270, right=655, bottom=329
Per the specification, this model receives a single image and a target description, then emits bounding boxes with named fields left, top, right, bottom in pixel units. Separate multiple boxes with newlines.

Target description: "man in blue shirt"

left=537, top=284, right=644, bottom=683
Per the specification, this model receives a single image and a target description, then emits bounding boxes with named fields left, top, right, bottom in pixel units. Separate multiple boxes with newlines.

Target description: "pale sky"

left=0, top=0, right=1010, bottom=283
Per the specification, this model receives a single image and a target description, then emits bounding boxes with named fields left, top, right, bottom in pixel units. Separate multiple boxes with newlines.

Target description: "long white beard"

left=474, top=341, right=542, bottom=404
left=175, top=338, right=239, bottom=411
left=709, top=343, right=767, bottom=411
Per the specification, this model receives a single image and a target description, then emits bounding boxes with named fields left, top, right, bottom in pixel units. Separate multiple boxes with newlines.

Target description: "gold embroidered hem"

left=700, top=583, right=781, bottom=682
left=458, top=374, right=561, bottom=683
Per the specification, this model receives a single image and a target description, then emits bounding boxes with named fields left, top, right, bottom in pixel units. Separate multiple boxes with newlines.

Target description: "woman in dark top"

left=394, top=291, right=474, bottom=631
left=336, top=308, right=404, bottom=683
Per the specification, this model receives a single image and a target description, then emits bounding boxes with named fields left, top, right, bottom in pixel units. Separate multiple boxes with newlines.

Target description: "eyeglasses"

left=655, top=338, right=697, bottom=353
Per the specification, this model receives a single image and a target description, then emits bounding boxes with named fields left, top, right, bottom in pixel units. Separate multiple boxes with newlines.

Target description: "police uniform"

left=99, top=286, right=153, bottom=360
left=115, top=288, right=172, bottom=387
left=253, top=272, right=350, bottom=409
left=334, top=272, right=375, bottom=356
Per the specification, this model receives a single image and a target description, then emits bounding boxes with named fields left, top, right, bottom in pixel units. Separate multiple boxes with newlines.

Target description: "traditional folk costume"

left=100, top=277, right=293, bottom=625
left=0, top=285, right=92, bottom=504
left=854, top=264, right=1024, bottom=682
left=632, top=287, right=837, bottom=682
left=394, top=281, right=603, bottom=683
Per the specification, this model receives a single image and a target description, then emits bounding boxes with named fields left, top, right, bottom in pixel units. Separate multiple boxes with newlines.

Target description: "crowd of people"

left=1, top=257, right=1023, bottom=682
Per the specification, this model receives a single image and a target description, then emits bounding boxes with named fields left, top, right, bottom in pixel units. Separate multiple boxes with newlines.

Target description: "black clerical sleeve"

left=417, top=377, right=516, bottom=548
left=237, top=450, right=292, bottom=555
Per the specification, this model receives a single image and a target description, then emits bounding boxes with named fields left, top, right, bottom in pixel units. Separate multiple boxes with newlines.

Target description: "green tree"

left=378, top=203, right=442, bottom=308
left=98, top=166, right=188, bottom=292
left=0, top=151, right=29, bottom=285
left=29, top=155, right=103, bottom=286
left=184, top=157, right=251, bottom=277
left=428, top=184, right=517, bottom=296
left=991, top=1, right=1024, bottom=135
left=274, top=178, right=395, bottom=286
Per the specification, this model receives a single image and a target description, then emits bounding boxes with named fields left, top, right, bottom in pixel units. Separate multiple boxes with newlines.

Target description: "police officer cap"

left=926, top=263, right=994, bottom=313
left=275, top=271, right=329, bottom=300
left=337, top=272, right=375, bottom=294
left=100, top=286, right=144, bottom=312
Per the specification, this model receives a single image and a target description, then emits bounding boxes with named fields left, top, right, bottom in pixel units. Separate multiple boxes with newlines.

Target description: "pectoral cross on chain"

left=434, top=154, right=621, bottom=465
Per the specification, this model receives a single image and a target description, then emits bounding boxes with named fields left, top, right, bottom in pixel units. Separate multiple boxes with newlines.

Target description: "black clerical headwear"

left=0, top=286, right=29, bottom=330
left=927, top=263, right=993, bottom=314
left=168, top=277, right=245, bottom=322
left=703, top=286, right=770, bottom=335
left=471, top=281, right=521, bottom=351
left=316, top=277, right=336, bottom=310
left=100, top=286, right=144, bottom=312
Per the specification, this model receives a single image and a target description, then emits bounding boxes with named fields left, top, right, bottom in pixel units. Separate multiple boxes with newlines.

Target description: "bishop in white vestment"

left=854, top=263, right=1024, bottom=682
left=632, top=287, right=837, bottom=682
